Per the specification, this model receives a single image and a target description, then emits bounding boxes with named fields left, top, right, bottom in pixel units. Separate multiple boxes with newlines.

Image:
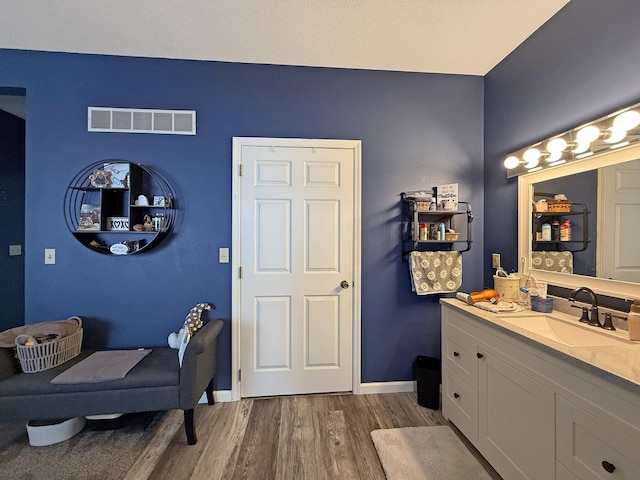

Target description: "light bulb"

left=613, top=110, right=640, bottom=130
left=523, top=148, right=541, bottom=163
left=603, top=126, right=627, bottom=144
left=576, top=125, right=601, bottom=144
left=547, top=151, right=562, bottom=162
left=504, top=156, right=520, bottom=169
left=572, top=141, right=591, bottom=154
left=546, top=138, right=567, bottom=153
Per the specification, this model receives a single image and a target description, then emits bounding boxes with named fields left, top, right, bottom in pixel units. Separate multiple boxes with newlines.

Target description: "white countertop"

left=441, top=298, right=640, bottom=394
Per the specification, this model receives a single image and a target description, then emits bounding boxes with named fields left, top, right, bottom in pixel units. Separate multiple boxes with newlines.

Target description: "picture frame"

left=153, top=196, right=166, bottom=207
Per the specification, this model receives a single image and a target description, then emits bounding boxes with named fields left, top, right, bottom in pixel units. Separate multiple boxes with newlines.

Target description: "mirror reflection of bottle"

left=541, top=223, right=551, bottom=241
left=551, top=219, right=560, bottom=241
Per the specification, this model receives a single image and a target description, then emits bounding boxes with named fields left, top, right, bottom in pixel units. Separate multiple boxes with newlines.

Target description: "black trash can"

left=415, top=355, right=441, bottom=409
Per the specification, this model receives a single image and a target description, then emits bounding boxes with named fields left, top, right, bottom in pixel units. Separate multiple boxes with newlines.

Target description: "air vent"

left=88, top=107, right=196, bottom=135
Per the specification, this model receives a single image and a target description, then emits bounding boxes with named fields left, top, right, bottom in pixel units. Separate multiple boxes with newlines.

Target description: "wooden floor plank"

left=129, top=392, right=494, bottom=480
left=337, top=394, right=386, bottom=479
left=231, top=397, right=282, bottom=480
left=275, top=395, right=318, bottom=480
left=312, top=410, right=360, bottom=480
left=190, top=400, right=253, bottom=480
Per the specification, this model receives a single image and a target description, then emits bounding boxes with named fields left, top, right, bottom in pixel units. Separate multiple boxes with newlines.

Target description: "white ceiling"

left=0, top=0, right=569, bottom=76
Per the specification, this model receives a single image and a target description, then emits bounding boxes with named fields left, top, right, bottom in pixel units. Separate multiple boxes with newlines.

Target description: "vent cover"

left=88, top=107, right=196, bottom=135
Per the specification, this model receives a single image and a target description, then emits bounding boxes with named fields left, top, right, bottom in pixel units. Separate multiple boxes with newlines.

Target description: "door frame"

left=231, top=137, right=362, bottom=401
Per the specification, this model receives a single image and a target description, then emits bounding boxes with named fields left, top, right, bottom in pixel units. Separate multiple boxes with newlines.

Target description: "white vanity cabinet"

left=442, top=305, right=555, bottom=480
left=441, top=302, right=640, bottom=480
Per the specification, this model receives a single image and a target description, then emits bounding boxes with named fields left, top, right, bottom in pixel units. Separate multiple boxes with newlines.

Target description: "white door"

left=598, top=159, right=640, bottom=281
left=233, top=138, right=360, bottom=398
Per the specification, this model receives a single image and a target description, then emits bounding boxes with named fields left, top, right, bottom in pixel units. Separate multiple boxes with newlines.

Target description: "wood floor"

left=124, top=392, right=499, bottom=480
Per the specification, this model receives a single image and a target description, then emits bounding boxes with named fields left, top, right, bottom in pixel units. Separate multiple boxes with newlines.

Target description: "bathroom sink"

left=496, top=313, right=632, bottom=347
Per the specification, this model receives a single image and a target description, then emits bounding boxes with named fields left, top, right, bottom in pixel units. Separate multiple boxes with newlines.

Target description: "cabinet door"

left=442, top=366, right=478, bottom=440
left=556, top=395, right=640, bottom=480
left=478, top=346, right=555, bottom=480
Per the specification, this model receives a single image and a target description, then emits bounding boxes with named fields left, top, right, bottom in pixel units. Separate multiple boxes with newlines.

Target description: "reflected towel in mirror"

left=531, top=251, right=573, bottom=274
left=409, top=251, right=462, bottom=295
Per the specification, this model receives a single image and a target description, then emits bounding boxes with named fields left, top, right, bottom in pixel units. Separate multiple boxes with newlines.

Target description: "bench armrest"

left=179, top=318, right=224, bottom=408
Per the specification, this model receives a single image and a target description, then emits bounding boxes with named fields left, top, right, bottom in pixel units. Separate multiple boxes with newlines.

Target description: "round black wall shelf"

left=64, top=160, right=176, bottom=255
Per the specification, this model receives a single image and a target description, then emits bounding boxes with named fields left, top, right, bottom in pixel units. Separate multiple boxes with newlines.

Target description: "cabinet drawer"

left=443, top=366, right=478, bottom=440
left=443, top=320, right=478, bottom=388
left=557, top=396, right=640, bottom=480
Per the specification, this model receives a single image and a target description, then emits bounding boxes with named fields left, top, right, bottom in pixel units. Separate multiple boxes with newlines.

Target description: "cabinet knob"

left=453, top=393, right=460, bottom=399
left=453, top=351, right=460, bottom=357
left=477, top=352, right=484, bottom=359
left=601, top=461, right=616, bottom=473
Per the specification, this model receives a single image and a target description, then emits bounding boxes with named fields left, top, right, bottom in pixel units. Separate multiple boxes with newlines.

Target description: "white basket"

left=15, top=317, right=83, bottom=373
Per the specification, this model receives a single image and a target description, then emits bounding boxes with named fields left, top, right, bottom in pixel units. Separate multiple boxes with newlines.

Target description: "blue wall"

left=0, top=49, right=484, bottom=388
left=0, top=107, right=25, bottom=330
left=484, top=0, right=640, bottom=289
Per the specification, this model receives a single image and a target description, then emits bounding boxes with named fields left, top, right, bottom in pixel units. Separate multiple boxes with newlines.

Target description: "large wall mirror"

left=518, top=143, right=640, bottom=299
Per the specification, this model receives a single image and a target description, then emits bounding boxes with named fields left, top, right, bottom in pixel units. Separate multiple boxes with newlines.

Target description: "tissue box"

left=531, top=296, right=553, bottom=313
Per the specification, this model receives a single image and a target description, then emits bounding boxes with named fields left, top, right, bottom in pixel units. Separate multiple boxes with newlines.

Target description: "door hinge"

left=239, top=266, right=243, bottom=279
left=238, top=369, right=241, bottom=382
left=239, top=164, right=244, bottom=176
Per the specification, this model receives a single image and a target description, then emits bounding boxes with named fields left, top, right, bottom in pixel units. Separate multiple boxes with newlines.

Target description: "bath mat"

left=371, top=425, right=493, bottom=480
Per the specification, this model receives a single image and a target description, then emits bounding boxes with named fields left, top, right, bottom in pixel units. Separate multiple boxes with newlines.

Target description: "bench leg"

left=184, top=409, right=197, bottom=445
left=206, top=377, right=215, bottom=405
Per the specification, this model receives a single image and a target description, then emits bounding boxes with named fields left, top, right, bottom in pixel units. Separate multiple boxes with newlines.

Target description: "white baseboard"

left=358, top=381, right=416, bottom=395
left=202, top=382, right=415, bottom=403
left=198, top=390, right=234, bottom=404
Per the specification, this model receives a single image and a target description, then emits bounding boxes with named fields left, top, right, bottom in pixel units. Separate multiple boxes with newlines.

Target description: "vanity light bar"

left=504, top=100, right=640, bottom=178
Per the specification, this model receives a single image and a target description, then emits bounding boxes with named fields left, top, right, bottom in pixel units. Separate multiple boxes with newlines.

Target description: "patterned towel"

left=409, top=251, right=462, bottom=295
left=532, top=251, right=573, bottom=273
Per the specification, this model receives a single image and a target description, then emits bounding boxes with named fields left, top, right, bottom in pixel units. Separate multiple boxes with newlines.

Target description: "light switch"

left=9, top=245, right=22, bottom=256
left=219, top=247, right=229, bottom=263
left=45, top=248, right=56, bottom=264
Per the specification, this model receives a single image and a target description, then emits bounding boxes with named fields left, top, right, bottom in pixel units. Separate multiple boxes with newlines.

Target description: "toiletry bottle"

left=439, top=223, right=446, bottom=241
left=551, top=219, right=560, bottom=241
left=419, top=223, right=427, bottom=241
left=560, top=219, right=571, bottom=241
left=541, top=223, right=551, bottom=241
left=629, top=300, right=640, bottom=341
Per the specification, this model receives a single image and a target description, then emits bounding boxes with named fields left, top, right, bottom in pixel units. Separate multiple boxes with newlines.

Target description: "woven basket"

left=547, top=200, right=572, bottom=212
left=15, top=317, right=83, bottom=373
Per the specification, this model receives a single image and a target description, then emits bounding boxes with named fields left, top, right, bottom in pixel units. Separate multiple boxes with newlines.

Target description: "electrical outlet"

left=45, top=248, right=56, bottom=265
left=219, top=247, right=229, bottom=263
left=492, top=253, right=501, bottom=269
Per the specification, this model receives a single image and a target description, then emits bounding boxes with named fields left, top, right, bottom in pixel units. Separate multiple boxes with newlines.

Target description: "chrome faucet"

left=568, top=287, right=600, bottom=327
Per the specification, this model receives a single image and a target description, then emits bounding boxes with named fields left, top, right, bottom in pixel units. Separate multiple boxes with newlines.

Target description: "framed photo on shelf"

left=78, top=204, right=101, bottom=230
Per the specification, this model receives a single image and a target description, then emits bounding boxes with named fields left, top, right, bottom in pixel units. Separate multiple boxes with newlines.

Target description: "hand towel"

left=409, top=251, right=462, bottom=295
left=531, top=251, right=573, bottom=273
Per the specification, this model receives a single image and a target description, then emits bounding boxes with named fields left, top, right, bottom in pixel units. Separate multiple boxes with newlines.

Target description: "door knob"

left=340, top=280, right=350, bottom=289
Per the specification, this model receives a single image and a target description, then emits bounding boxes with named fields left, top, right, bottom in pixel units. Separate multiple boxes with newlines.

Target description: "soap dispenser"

left=629, top=300, right=640, bottom=341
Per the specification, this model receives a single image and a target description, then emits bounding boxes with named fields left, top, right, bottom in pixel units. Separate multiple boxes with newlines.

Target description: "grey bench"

left=0, top=318, right=223, bottom=445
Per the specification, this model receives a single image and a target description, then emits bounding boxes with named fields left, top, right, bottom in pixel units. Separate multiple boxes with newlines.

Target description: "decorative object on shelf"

left=153, top=195, right=170, bottom=207
left=109, top=243, right=130, bottom=255
left=547, top=194, right=572, bottom=212
left=78, top=204, right=101, bottom=230
left=106, top=216, right=129, bottom=231
left=64, top=160, right=176, bottom=255
left=436, top=183, right=458, bottom=211
left=89, top=169, right=111, bottom=188
left=103, top=162, right=130, bottom=188
left=135, top=194, right=149, bottom=206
